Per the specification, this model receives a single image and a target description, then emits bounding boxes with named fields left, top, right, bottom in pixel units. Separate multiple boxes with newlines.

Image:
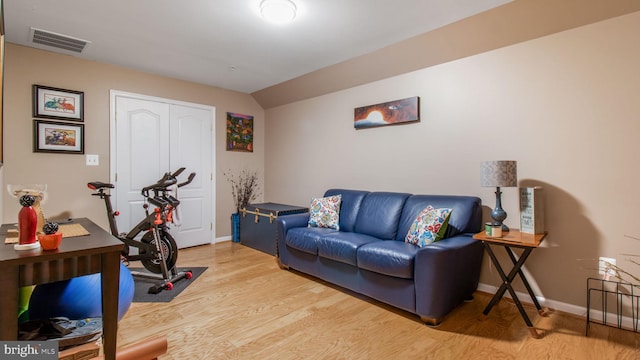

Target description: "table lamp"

left=480, top=161, right=517, bottom=231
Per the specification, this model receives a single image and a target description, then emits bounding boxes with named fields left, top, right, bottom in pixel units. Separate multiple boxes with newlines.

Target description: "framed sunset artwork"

left=354, top=96, right=420, bottom=129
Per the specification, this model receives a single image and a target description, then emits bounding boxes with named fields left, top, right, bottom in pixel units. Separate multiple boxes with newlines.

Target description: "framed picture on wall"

left=354, top=96, right=420, bottom=129
left=226, top=112, right=254, bottom=152
left=0, top=0, right=5, bottom=165
left=33, top=120, right=84, bottom=154
left=33, top=84, right=84, bottom=121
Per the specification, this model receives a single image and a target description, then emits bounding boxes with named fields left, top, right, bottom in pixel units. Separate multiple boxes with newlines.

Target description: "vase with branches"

left=225, top=169, right=261, bottom=213
left=224, top=169, right=262, bottom=242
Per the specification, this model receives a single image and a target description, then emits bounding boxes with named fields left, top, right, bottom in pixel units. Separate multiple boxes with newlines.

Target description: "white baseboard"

left=477, top=282, right=639, bottom=331
left=214, top=236, right=232, bottom=243
left=477, top=283, right=585, bottom=316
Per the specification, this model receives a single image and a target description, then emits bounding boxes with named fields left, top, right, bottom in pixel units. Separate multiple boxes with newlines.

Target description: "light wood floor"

left=115, top=242, right=639, bottom=359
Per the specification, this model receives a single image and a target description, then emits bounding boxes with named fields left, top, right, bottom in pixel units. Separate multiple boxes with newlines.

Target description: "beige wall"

left=3, top=10, right=639, bottom=312
left=3, top=44, right=264, bottom=238
left=265, top=12, right=640, bottom=309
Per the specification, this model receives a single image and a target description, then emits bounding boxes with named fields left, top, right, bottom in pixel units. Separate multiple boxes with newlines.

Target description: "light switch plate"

left=86, top=154, right=99, bottom=166
left=598, top=257, right=616, bottom=276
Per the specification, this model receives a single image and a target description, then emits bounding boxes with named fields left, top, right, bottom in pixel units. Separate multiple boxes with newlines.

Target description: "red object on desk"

left=18, top=197, right=37, bottom=245
left=38, top=232, right=63, bottom=250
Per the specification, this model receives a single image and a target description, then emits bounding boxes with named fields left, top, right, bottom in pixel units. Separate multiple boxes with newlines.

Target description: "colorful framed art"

left=33, top=120, right=84, bottom=154
left=226, top=112, right=254, bottom=152
left=33, top=84, right=84, bottom=122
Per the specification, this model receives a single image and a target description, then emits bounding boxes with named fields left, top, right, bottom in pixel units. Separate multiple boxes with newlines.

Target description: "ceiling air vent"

left=29, top=27, right=91, bottom=54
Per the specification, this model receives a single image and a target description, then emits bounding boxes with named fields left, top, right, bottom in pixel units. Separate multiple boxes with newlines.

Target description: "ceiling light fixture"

left=260, top=0, right=297, bottom=25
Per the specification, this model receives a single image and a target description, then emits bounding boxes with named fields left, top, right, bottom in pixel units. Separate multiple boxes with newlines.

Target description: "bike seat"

left=87, top=181, right=114, bottom=190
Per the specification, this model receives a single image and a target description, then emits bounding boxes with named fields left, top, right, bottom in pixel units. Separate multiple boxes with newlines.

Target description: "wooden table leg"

left=482, top=244, right=542, bottom=338
left=504, top=247, right=543, bottom=311
left=101, top=251, right=121, bottom=360
left=482, top=244, right=510, bottom=314
left=528, top=327, right=542, bottom=339
left=502, top=269, right=541, bottom=337
left=0, top=265, right=19, bottom=340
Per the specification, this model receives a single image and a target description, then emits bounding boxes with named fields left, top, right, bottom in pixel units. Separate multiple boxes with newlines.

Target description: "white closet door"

left=112, top=92, right=214, bottom=248
left=168, top=104, right=213, bottom=248
left=114, top=95, right=171, bottom=236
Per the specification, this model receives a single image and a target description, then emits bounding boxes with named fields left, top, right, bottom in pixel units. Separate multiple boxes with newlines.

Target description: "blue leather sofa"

left=276, top=189, right=484, bottom=325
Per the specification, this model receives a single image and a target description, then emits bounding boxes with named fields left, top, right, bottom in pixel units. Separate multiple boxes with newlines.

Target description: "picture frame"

left=0, top=0, right=5, bottom=165
left=33, top=84, right=84, bottom=121
left=34, top=120, right=84, bottom=154
left=354, top=96, right=420, bottom=129
left=226, top=112, right=254, bottom=152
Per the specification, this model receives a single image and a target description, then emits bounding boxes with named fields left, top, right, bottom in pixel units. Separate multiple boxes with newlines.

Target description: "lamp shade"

left=480, top=161, right=517, bottom=187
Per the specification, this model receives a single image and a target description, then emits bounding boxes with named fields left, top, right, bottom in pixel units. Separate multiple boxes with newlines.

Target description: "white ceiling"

left=4, top=0, right=511, bottom=94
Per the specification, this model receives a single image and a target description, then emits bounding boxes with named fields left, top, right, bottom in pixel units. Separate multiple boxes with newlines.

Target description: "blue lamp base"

left=491, top=187, right=510, bottom=232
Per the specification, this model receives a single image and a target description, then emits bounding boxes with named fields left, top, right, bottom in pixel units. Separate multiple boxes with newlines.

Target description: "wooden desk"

left=0, top=217, right=123, bottom=360
left=473, top=229, right=548, bottom=338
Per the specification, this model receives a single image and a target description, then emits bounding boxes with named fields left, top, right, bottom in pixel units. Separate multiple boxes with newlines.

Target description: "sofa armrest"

left=276, top=213, right=310, bottom=266
left=413, top=234, right=484, bottom=321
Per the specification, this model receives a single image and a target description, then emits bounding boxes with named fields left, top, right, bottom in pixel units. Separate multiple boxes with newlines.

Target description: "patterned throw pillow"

left=308, top=195, right=342, bottom=230
left=405, top=205, right=452, bottom=247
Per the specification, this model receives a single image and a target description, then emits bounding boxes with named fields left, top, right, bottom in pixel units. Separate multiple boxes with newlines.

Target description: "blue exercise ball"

left=28, top=263, right=135, bottom=321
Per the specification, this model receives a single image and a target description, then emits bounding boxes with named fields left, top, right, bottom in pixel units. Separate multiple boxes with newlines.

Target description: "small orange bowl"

left=38, top=232, right=63, bottom=250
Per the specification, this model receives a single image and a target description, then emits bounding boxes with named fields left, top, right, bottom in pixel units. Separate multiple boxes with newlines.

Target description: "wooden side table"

left=473, top=229, right=549, bottom=338
left=0, top=218, right=123, bottom=360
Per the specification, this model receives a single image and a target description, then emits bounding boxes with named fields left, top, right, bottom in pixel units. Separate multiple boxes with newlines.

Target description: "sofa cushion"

left=308, top=195, right=342, bottom=230
left=317, top=232, right=381, bottom=266
left=357, top=241, right=419, bottom=279
left=354, top=192, right=410, bottom=240
left=324, top=189, right=369, bottom=233
left=405, top=206, right=452, bottom=247
left=286, top=227, right=338, bottom=255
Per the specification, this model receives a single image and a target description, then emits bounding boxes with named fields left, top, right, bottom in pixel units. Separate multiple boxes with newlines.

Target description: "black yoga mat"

left=130, top=267, right=207, bottom=303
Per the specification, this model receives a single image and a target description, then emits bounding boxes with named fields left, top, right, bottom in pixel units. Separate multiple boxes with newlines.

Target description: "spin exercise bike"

left=88, top=168, right=195, bottom=294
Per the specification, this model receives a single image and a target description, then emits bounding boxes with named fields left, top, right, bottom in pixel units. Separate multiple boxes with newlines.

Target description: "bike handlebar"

left=140, top=168, right=196, bottom=196
left=178, top=173, right=196, bottom=188
left=172, top=167, right=185, bottom=178
left=141, top=176, right=176, bottom=194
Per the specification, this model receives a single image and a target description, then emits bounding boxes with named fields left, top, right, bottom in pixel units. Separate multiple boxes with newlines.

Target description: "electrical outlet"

left=86, top=154, right=99, bottom=166
left=598, top=257, right=616, bottom=277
